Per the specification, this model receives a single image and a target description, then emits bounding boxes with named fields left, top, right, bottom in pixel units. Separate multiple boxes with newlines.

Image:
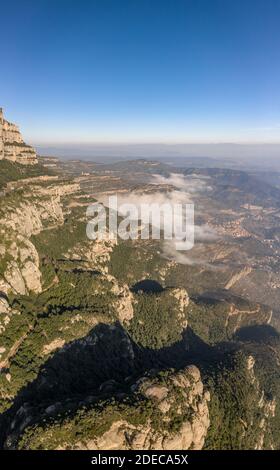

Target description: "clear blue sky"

left=1, top=0, right=280, bottom=144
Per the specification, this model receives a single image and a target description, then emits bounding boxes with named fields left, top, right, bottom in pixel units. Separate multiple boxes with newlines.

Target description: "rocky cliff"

left=10, top=366, right=210, bottom=450
left=0, top=177, right=81, bottom=297
left=0, top=108, right=38, bottom=165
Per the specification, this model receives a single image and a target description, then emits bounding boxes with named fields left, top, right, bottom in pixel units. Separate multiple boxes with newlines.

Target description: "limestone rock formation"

left=108, top=274, right=135, bottom=323
left=245, top=355, right=277, bottom=450
left=65, top=236, right=116, bottom=274
left=170, top=287, right=189, bottom=328
left=0, top=108, right=38, bottom=165
left=0, top=181, right=79, bottom=295
left=16, top=365, right=210, bottom=450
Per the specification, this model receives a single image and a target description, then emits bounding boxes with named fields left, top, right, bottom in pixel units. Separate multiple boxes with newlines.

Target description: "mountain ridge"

left=0, top=108, right=37, bottom=165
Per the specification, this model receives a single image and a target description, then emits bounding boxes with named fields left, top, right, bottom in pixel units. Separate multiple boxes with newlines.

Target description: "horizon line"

left=33, top=141, right=280, bottom=147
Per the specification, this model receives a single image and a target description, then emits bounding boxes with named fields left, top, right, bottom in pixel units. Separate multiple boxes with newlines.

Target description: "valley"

left=1, top=143, right=280, bottom=450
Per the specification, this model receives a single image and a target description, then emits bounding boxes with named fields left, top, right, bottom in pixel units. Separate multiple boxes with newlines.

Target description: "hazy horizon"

left=35, top=142, right=280, bottom=165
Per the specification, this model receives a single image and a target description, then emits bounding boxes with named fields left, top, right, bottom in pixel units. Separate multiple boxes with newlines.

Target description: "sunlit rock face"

left=14, top=366, right=210, bottom=450
left=0, top=108, right=38, bottom=165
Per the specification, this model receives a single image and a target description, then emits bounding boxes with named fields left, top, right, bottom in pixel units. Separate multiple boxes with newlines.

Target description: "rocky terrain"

left=15, top=366, right=210, bottom=450
left=0, top=128, right=280, bottom=450
left=0, top=108, right=37, bottom=165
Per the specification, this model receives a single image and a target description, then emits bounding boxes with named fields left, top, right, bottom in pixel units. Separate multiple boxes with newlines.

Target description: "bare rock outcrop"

left=0, top=296, right=10, bottom=315
left=3, top=261, right=26, bottom=295
left=0, top=295, right=13, bottom=337
left=65, top=236, right=116, bottom=274
left=19, top=365, right=210, bottom=450
left=0, top=235, right=42, bottom=295
left=0, top=180, right=80, bottom=295
left=107, top=275, right=135, bottom=323
left=244, top=355, right=277, bottom=450
left=64, top=239, right=134, bottom=323
left=170, top=287, right=189, bottom=328
left=0, top=108, right=38, bottom=165
left=73, top=366, right=210, bottom=450
left=0, top=196, right=64, bottom=238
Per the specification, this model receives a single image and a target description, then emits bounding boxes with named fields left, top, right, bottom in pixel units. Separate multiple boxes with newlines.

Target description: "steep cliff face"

left=245, top=355, right=276, bottom=450
left=0, top=108, right=38, bottom=165
left=0, top=181, right=80, bottom=295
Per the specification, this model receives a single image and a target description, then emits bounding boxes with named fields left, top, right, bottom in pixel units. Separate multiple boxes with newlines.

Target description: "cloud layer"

left=99, top=172, right=217, bottom=265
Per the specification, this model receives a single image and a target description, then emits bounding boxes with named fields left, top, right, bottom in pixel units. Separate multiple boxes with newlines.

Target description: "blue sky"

left=1, top=0, right=280, bottom=144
